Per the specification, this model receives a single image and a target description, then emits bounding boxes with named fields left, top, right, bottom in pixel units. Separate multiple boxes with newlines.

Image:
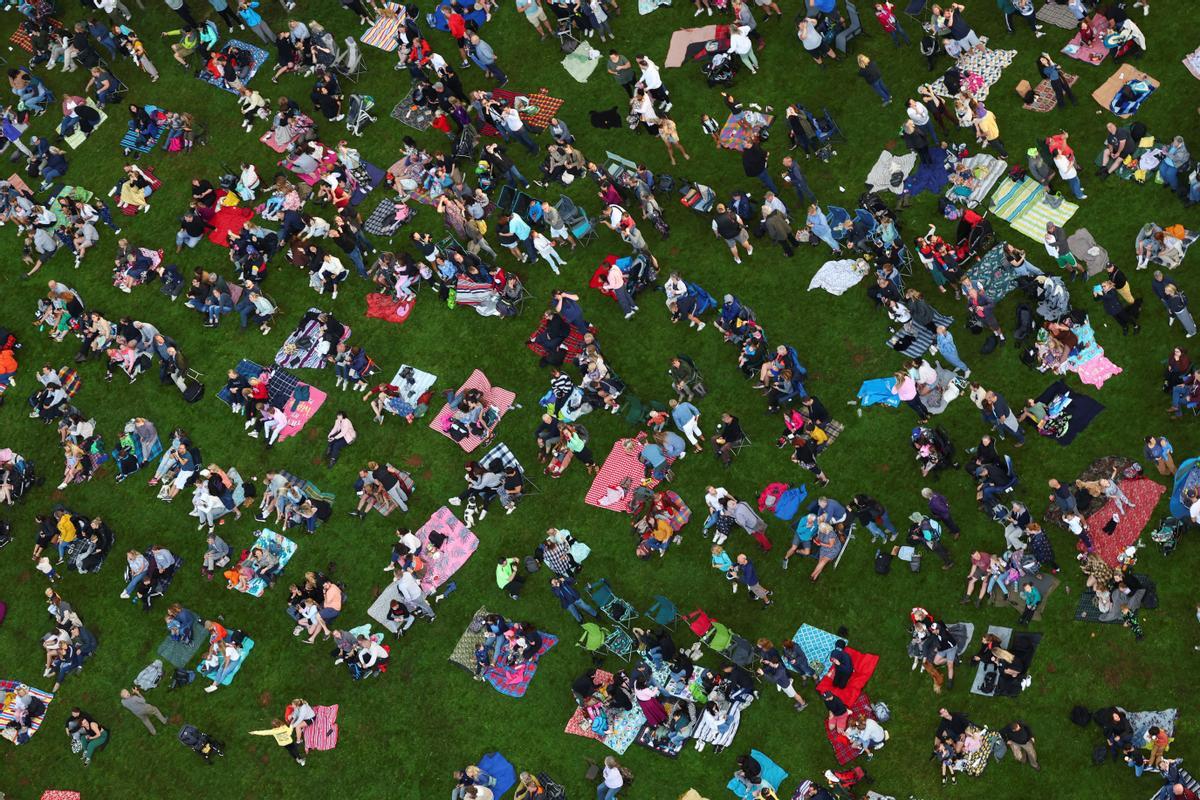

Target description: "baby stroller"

left=703, top=51, right=737, bottom=87
left=178, top=724, right=225, bottom=764
left=346, top=94, right=377, bottom=137
left=1150, top=515, right=1185, bottom=556
left=953, top=209, right=994, bottom=265
left=911, top=425, right=958, bottom=477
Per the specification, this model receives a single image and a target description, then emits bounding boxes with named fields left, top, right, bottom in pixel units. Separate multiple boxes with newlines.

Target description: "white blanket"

left=808, top=259, right=869, bottom=296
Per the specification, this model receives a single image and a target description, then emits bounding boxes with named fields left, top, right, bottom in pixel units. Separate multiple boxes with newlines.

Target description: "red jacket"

left=446, top=12, right=466, bottom=38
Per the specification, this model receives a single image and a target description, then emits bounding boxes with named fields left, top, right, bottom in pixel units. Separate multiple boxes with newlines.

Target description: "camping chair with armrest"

left=452, top=123, right=479, bottom=162
left=337, top=37, right=366, bottom=82
left=496, top=184, right=519, bottom=214
left=853, top=207, right=878, bottom=239
left=703, top=620, right=733, bottom=653
left=603, top=151, right=638, bottom=182
left=603, top=626, right=635, bottom=660
left=826, top=206, right=851, bottom=241
left=684, top=608, right=714, bottom=638
left=895, top=243, right=915, bottom=277
left=563, top=205, right=597, bottom=246
left=514, top=190, right=540, bottom=223
left=587, top=578, right=638, bottom=625
left=555, top=194, right=579, bottom=223
left=674, top=353, right=708, bottom=399
left=644, top=595, right=679, bottom=629
left=815, top=108, right=846, bottom=145
left=835, top=0, right=866, bottom=52
left=904, top=0, right=928, bottom=21
left=578, top=621, right=608, bottom=663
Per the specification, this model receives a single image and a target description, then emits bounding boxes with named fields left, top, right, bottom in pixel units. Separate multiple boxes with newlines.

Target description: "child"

left=531, top=230, right=566, bottom=274
left=1121, top=605, right=1144, bottom=641
left=700, top=113, right=720, bottom=145
left=1017, top=582, right=1040, bottom=625
left=36, top=556, right=59, bottom=582
left=472, top=641, right=491, bottom=681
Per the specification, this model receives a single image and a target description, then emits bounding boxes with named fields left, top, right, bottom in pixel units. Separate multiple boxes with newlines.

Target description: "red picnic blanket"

left=365, top=293, right=415, bottom=324
left=815, top=647, right=879, bottom=707
left=1085, top=477, right=1166, bottom=567
left=824, top=693, right=874, bottom=765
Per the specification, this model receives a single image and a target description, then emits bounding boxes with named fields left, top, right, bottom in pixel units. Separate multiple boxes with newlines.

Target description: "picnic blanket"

left=476, top=752, right=517, bottom=797
left=791, top=623, right=841, bottom=676
left=562, top=47, right=602, bottom=83
left=825, top=693, right=874, bottom=765
left=1137, top=223, right=1198, bottom=269
left=1127, top=708, right=1178, bottom=744
left=478, top=89, right=564, bottom=136
left=231, top=531, right=296, bottom=596
left=1022, top=73, right=1080, bottom=112
left=348, top=160, right=386, bottom=207
left=275, top=310, right=352, bottom=369
left=585, top=438, right=664, bottom=511
left=1034, top=380, right=1104, bottom=446
left=990, top=176, right=1078, bottom=243
left=197, top=636, right=255, bottom=685
left=566, top=704, right=647, bottom=754
left=726, top=750, right=787, bottom=799
left=391, top=90, right=435, bottom=131
left=206, top=199, right=254, bottom=247
left=989, top=571, right=1059, bottom=621
left=966, top=243, right=1018, bottom=301
left=365, top=293, right=415, bottom=324
left=969, top=625, right=1011, bottom=696
left=428, top=369, right=517, bottom=452
left=63, top=99, right=107, bottom=149
left=809, top=259, right=870, bottom=296
left=412, top=506, right=478, bottom=592
left=664, top=24, right=730, bottom=67
left=1186, top=46, right=1200, bottom=80
left=718, top=111, right=774, bottom=152
left=864, top=150, right=917, bottom=195
left=1061, top=14, right=1110, bottom=64
left=1036, top=1, right=1079, bottom=28
left=1072, top=575, right=1155, bottom=624
left=485, top=632, right=557, bottom=697
left=449, top=606, right=491, bottom=671
left=0, top=680, right=53, bottom=744
left=815, top=647, right=879, bottom=706
left=635, top=704, right=695, bottom=757
left=526, top=317, right=591, bottom=362
left=8, top=18, right=64, bottom=52
left=931, top=39, right=1017, bottom=100
left=889, top=310, right=954, bottom=358
left=284, top=145, right=339, bottom=186
left=197, top=40, right=269, bottom=94
left=951, top=154, right=1007, bottom=208
left=903, top=147, right=951, bottom=196
left=1092, top=66, right=1159, bottom=118
left=302, top=704, right=339, bottom=751
left=363, top=196, right=413, bottom=238
left=120, top=113, right=167, bottom=155
left=361, top=3, right=403, bottom=50
left=156, top=621, right=206, bottom=668
left=1085, top=477, right=1166, bottom=567
left=216, top=360, right=326, bottom=441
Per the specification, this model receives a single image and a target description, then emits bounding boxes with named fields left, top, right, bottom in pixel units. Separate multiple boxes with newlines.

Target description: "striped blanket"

left=0, top=680, right=53, bottom=744
left=990, top=176, right=1078, bottom=243
left=361, top=4, right=402, bottom=51
left=303, top=704, right=339, bottom=751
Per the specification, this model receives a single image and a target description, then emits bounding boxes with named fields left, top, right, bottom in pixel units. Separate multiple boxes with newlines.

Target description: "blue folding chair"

left=644, top=595, right=679, bottom=629
left=826, top=205, right=851, bottom=241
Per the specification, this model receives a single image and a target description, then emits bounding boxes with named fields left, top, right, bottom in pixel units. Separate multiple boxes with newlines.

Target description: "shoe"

left=204, top=684, right=219, bottom=693
left=120, top=591, right=130, bottom=599
left=292, top=625, right=303, bottom=636
left=448, top=497, right=461, bottom=506
left=782, top=558, right=789, bottom=570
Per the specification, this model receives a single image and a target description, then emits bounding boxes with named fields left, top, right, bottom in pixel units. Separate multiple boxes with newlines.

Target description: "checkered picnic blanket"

left=480, top=89, right=564, bottom=136
left=392, top=91, right=435, bottom=131
left=364, top=196, right=412, bottom=237
left=429, top=369, right=517, bottom=452
left=480, top=442, right=524, bottom=475
left=584, top=436, right=664, bottom=512
left=9, top=17, right=63, bottom=52
left=449, top=606, right=492, bottom=671
left=825, top=693, right=874, bottom=764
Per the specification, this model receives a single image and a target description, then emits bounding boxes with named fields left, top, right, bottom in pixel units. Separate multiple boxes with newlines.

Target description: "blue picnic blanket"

left=197, top=40, right=270, bottom=95
left=903, top=147, right=951, bottom=196
left=234, top=531, right=296, bottom=597
left=726, top=749, right=788, bottom=798
left=857, top=377, right=899, bottom=407
left=791, top=623, right=840, bottom=676
left=476, top=751, right=517, bottom=797
left=120, top=104, right=166, bottom=153
left=197, top=636, right=255, bottom=685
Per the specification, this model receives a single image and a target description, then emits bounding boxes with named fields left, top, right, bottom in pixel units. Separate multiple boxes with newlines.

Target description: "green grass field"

left=1, top=0, right=1199, bottom=797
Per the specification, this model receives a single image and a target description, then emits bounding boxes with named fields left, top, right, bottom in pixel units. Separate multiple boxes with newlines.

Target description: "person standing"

left=500, top=106, right=537, bottom=155
left=657, top=116, right=690, bottom=165
left=974, top=104, right=1008, bottom=157
left=856, top=54, right=892, bottom=105
left=906, top=98, right=938, bottom=146
left=207, top=0, right=241, bottom=29
left=1052, top=146, right=1086, bottom=200
left=669, top=398, right=705, bottom=451
left=742, top=142, right=778, bottom=195
left=468, top=33, right=508, bottom=86
left=902, top=120, right=933, bottom=165
left=549, top=576, right=598, bottom=622
left=237, top=1, right=274, bottom=44
left=515, top=0, right=555, bottom=39
left=602, top=260, right=638, bottom=318
left=933, top=324, right=969, bottom=376
left=1017, top=581, right=1040, bottom=625
left=874, top=1, right=911, bottom=45
left=596, top=756, right=624, bottom=799
left=921, top=487, right=961, bottom=538
left=763, top=206, right=795, bottom=257
left=120, top=688, right=168, bottom=735
left=249, top=719, right=306, bottom=765
left=735, top=553, right=773, bottom=607
left=1144, top=436, right=1177, bottom=475
left=164, top=0, right=198, bottom=27
left=711, top=204, right=754, bottom=264
left=606, top=51, right=637, bottom=97
left=1000, top=721, right=1040, bottom=770
left=1163, top=285, right=1197, bottom=338
left=781, top=155, right=816, bottom=204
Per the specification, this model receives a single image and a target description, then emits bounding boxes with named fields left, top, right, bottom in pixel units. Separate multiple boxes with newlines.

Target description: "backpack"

left=169, top=668, right=196, bottom=689
left=980, top=669, right=998, bottom=694
left=872, top=701, right=891, bottom=722
left=134, top=659, right=164, bottom=691
left=874, top=549, right=892, bottom=575
left=524, top=555, right=540, bottom=573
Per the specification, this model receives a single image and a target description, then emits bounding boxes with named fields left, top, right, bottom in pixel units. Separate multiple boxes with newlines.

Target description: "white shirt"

left=602, top=766, right=624, bottom=789
left=705, top=487, right=730, bottom=514
left=501, top=107, right=524, bottom=133
left=1053, top=152, right=1076, bottom=181
left=907, top=103, right=930, bottom=127
left=638, top=59, right=661, bottom=90
left=729, top=30, right=752, bottom=55
left=1189, top=497, right=1200, bottom=525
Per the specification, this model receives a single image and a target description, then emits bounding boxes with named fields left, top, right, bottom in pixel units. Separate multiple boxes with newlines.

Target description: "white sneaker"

left=204, top=684, right=219, bottom=693
left=696, top=322, right=706, bottom=331
left=448, top=497, right=461, bottom=506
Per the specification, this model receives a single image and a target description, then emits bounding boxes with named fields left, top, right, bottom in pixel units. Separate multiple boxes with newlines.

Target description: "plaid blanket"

left=157, top=621, right=206, bottom=668
left=1086, top=478, right=1166, bottom=567
left=526, top=318, right=590, bottom=361
left=585, top=437, right=665, bottom=512
left=1061, top=15, right=1111, bottom=65
left=428, top=369, right=517, bottom=452
left=479, top=89, right=564, bottom=136
left=9, top=18, right=63, bottom=52
left=718, top=111, right=774, bottom=152
left=275, top=310, right=352, bottom=369
left=825, top=693, right=874, bottom=764
left=363, top=197, right=412, bottom=238
left=392, top=91, right=435, bottom=131
left=486, top=633, right=558, bottom=697
left=449, top=607, right=491, bottom=671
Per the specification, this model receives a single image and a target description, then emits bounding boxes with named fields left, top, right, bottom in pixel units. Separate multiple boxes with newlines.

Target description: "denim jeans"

left=596, top=786, right=620, bottom=800
left=566, top=599, right=597, bottom=622
left=124, top=569, right=148, bottom=595
left=177, top=231, right=202, bottom=248
left=870, top=79, right=891, bottom=104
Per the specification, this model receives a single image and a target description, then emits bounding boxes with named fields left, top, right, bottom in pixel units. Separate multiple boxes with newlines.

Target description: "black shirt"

left=714, top=213, right=743, bottom=240
left=741, top=145, right=768, bottom=178
left=937, top=711, right=970, bottom=741
left=1001, top=722, right=1033, bottom=745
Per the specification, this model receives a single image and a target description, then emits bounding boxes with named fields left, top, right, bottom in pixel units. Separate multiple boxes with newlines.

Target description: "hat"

left=908, top=511, right=925, bottom=523
left=723, top=294, right=734, bottom=304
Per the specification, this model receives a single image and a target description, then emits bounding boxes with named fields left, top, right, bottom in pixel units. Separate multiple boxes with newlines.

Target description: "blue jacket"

left=550, top=579, right=582, bottom=608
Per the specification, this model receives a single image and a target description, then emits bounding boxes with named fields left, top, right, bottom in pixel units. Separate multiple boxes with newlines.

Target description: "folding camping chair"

left=815, top=108, right=846, bottom=145
left=337, top=37, right=366, bottom=82
left=496, top=184, right=519, bottom=214
left=587, top=579, right=638, bottom=625
left=603, top=151, right=638, bottom=183
left=827, top=205, right=851, bottom=241
left=702, top=620, right=733, bottom=652
left=555, top=17, right=581, bottom=53
left=904, top=0, right=928, bottom=21
left=670, top=354, right=708, bottom=399
left=566, top=206, right=597, bottom=245
left=452, top=123, right=479, bottom=162
left=644, top=595, right=679, bottom=629
left=835, top=0, right=866, bottom=52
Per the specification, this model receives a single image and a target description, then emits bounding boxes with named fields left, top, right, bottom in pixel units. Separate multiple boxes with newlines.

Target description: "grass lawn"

left=1, top=0, right=1199, bottom=798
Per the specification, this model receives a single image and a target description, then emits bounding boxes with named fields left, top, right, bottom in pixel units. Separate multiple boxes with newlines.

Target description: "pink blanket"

left=278, top=383, right=327, bottom=441
left=302, top=704, right=339, bottom=751
left=1075, top=354, right=1123, bottom=388
left=1060, top=15, right=1110, bottom=65
left=415, top=506, right=479, bottom=592
left=428, top=369, right=517, bottom=452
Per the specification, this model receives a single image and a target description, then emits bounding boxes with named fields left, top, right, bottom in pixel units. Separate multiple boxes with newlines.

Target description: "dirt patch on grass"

left=404, top=454, right=424, bottom=467
left=258, top=691, right=272, bottom=707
